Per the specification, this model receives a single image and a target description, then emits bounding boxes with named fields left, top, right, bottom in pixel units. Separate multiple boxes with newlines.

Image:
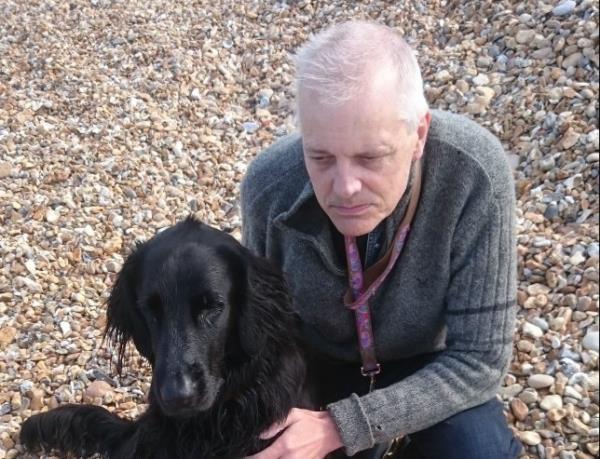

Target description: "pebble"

left=59, top=321, right=72, bottom=337
left=517, top=339, right=535, bottom=352
left=562, top=52, right=583, bottom=69
left=582, top=332, right=599, bottom=352
left=548, top=408, right=568, bottom=422
left=553, top=1, right=576, bottom=16
left=501, top=383, right=524, bottom=399
left=435, top=70, right=452, bottom=83
left=519, top=388, right=540, bottom=404
left=569, top=252, right=586, bottom=266
left=586, top=153, right=599, bottom=163
left=243, top=121, right=260, bottom=134
left=560, top=358, right=582, bottom=378
left=540, top=157, right=556, bottom=172
left=190, top=88, right=201, bottom=100
left=519, top=430, right=542, bottom=446
left=523, top=322, right=544, bottom=339
left=568, top=418, right=591, bottom=435
left=28, top=389, right=45, bottom=411
left=516, top=29, right=536, bottom=45
left=564, top=386, right=583, bottom=401
left=83, top=380, right=113, bottom=403
left=45, top=208, right=60, bottom=223
left=541, top=395, right=563, bottom=411
left=0, top=162, right=12, bottom=178
left=0, top=327, right=18, bottom=347
left=472, top=74, right=490, bottom=86
left=511, top=398, right=529, bottom=421
left=528, top=374, right=555, bottom=389
left=559, top=452, right=576, bottom=459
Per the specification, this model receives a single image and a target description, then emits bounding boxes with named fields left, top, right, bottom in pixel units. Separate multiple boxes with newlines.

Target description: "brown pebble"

left=84, top=380, right=113, bottom=403
left=510, top=398, right=529, bottom=421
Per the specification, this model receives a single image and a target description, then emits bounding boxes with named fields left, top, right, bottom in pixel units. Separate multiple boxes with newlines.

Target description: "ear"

left=412, top=111, right=431, bottom=161
left=238, top=251, right=295, bottom=356
left=105, top=243, right=154, bottom=373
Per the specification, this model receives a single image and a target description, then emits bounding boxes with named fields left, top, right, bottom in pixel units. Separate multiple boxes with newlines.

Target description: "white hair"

left=294, top=20, right=429, bottom=130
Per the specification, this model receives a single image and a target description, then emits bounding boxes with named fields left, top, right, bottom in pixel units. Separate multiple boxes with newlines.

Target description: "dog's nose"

left=159, top=374, right=198, bottom=411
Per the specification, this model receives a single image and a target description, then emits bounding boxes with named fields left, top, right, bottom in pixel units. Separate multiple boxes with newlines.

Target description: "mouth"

left=331, top=204, right=371, bottom=216
left=155, top=391, right=217, bottom=418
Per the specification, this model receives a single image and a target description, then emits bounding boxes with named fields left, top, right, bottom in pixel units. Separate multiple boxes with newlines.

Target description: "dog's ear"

left=105, top=243, right=154, bottom=373
left=238, top=251, right=294, bottom=356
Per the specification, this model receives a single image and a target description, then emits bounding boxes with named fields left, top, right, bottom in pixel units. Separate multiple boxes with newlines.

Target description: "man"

left=241, top=21, right=522, bottom=459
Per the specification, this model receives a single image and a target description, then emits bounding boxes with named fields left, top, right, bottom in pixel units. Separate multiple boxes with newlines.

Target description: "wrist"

left=320, top=410, right=344, bottom=452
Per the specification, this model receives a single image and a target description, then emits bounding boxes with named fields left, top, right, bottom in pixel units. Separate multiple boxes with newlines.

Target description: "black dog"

left=20, top=217, right=313, bottom=458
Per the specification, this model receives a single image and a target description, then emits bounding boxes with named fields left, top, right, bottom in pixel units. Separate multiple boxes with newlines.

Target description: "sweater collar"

left=273, top=159, right=416, bottom=275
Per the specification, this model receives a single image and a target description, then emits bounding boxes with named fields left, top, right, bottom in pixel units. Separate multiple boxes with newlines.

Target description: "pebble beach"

left=0, top=0, right=598, bottom=458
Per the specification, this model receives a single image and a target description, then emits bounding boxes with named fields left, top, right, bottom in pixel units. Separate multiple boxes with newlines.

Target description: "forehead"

left=300, top=103, right=406, bottom=157
left=298, top=75, right=408, bottom=154
left=140, top=240, right=238, bottom=295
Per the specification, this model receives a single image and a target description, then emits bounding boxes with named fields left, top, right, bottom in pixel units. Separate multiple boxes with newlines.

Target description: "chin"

left=330, top=217, right=378, bottom=237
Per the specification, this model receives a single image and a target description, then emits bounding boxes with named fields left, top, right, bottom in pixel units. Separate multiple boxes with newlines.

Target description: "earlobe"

left=105, top=246, right=154, bottom=373
left=238, top=251, right=293, bottom=356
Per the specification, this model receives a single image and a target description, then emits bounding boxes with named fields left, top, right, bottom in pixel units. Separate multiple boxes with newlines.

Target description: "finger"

left=259, top=420, right=289, bottom=440
left=259, top=409, right=301, bottom=440
left=244, top=440, right=283, bottom=459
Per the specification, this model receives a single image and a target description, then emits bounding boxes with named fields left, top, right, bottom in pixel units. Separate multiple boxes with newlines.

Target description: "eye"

left=198, top=303, right=224, bottom=326
left=357, top=155, right=383, bottom=166
left=308, top=155, right=334, bottom=167
left=142, top=293, right=162, bottom=324
left=192, top=295, right=224, bottom=326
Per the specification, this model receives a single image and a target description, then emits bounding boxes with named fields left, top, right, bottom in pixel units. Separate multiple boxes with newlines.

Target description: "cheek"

left=306, top=167, right=331, bottom=196
left=367, top=168, right=409, bottom=204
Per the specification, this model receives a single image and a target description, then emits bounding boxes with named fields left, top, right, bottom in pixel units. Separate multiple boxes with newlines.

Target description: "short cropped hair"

left=294, top=20, right=429, bottom=131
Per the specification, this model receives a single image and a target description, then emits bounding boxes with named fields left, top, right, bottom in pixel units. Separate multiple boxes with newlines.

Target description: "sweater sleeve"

left=326, top=186, right=517, bottom=455
left=240, top=165, right=267, bottom=258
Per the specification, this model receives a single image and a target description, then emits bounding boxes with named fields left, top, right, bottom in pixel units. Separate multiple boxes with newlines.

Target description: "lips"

left=331, top=203, right=371, bottom=216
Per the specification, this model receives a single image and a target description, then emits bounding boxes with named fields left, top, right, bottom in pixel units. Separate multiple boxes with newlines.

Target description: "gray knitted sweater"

left=240, top=110, right=517, bottom=455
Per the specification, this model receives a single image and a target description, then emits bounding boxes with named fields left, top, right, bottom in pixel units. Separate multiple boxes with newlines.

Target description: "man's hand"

left=245, top=408, right=344, bottom=459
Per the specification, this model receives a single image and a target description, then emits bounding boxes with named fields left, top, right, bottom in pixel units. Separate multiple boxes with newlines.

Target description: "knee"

left=409, top=399, right=523, bottom=459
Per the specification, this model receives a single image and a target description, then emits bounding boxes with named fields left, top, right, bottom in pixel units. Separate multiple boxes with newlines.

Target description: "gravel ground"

left=0, top=0, right=598, bottom=458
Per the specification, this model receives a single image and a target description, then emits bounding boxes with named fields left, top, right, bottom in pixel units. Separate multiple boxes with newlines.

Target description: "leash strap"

left=343, top=160, right=423, bottom=389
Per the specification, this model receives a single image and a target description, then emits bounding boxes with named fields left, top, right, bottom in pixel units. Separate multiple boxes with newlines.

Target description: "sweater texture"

left=240, top=110, right=517, bottom=455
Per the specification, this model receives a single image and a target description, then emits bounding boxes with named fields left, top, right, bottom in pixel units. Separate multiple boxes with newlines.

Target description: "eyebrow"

left=305, top=145, right=395, bottom=156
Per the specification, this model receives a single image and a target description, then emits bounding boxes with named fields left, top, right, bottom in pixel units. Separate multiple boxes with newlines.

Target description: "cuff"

left=326, top=393, right=375, bottom=456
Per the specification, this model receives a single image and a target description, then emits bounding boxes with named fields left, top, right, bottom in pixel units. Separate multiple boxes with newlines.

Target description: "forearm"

left=327, top=334, right=515, bottom=455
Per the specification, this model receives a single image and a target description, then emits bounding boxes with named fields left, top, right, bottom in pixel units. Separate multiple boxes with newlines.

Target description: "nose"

left=332, top=163, right=361, bottom=199
left=158, top=372, right=199, bottom=412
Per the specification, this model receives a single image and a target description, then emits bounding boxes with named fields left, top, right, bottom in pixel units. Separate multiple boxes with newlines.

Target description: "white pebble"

left=523, top=322, right=544, bottom=339
left=540, top=394, right=563, bottom=411
left=528, top=374, right=555, bottom=389
left=59, top=321, right=72, bottom=337
left=45, top=208, right=60, bottom=223
left=553, top=0, right=576, bottom=16
left=569, top=251, right=586, bottom=266
left=582, top=331, right=599, bottom=352
left=518, top=430, right=541, bottom=445
left=563, top=386, right=582, bottom=401
left=472, top=74, right=489, bottom=86
left=519, top=388, right=539, bottom=404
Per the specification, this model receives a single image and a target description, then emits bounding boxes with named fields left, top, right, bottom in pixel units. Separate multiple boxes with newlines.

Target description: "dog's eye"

left=198, top=302, right=224, bottom=326
left=146, top=294, right=162, bottom=323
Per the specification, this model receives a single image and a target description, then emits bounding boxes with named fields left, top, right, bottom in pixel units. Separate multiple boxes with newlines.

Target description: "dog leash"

left=343, top=159, right=423, bottom=392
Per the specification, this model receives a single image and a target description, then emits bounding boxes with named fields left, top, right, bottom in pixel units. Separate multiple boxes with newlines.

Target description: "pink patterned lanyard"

left=344, top=226, right=410, bottom=389
left=342, top=160, right=422, bottom=391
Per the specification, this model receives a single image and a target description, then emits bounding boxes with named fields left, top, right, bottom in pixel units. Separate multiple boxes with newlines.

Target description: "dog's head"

left=105, top=217, right=296, bottom=418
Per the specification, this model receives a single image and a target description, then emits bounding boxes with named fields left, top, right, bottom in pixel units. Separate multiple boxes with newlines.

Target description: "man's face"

left=299, top=80, right=430, bottom=237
